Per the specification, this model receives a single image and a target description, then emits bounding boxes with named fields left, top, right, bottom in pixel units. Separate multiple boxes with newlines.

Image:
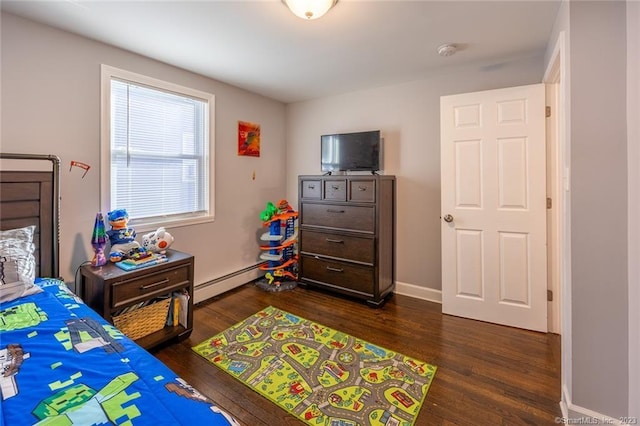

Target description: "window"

left=101, top=65, right=214, bottom=229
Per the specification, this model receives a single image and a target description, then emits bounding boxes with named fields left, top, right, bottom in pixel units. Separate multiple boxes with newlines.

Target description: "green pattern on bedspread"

left=0, top=302, right=47, bottom=331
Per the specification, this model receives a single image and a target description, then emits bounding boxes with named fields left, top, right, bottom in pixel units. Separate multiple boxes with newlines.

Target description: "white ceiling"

left=1, top=0, right=561, bottom=103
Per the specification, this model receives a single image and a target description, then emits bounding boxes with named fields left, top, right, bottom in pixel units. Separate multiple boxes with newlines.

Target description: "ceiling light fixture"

left=282, top=0, right=338, bottom=20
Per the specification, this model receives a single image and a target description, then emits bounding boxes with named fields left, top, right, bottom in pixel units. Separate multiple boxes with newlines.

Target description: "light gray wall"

left=627, top=0, right=640, bottom=418
left=285, top=55, right=544, bottom=291
left=627, top=0, right=639, bottom=418
left=569, top=0, right=628, bottom=417
left=1, top=13, right=287, bottom=288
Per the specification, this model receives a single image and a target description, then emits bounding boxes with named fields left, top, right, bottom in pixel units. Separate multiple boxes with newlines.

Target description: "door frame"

left=543, top=30, right=570, bottom=411
left=545, top=76, right=561, bottom=334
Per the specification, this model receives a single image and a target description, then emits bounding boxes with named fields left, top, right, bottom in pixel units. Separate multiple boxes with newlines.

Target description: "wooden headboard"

left=0, top=153, right=61, bottom=278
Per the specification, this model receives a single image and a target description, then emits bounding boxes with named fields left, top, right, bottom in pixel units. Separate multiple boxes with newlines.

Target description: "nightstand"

left=80, top=249, right=194, bottom=350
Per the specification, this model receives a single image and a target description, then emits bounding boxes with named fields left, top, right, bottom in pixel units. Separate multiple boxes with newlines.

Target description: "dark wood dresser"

left=298, top=174, right=395, bottom=306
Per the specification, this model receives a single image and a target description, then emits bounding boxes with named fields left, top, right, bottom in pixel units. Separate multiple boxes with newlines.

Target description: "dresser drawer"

left=300, top=230, right=374, bottom=264
left=323, top=180, right=346, bottom=201
left=301, top=255, right=374, bottom=296
left=301, top=203, right=374, bottom=233
left=349, top=179, right=376, bottom=203
left=301, top=179, right=321, bottom=199
left=112, top=264, right=190, bottom=308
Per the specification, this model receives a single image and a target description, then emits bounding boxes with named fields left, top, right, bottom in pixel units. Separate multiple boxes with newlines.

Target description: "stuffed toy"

left=106, top=209, right=144, bottom=262
left=142, top=227, right=174, bottom=254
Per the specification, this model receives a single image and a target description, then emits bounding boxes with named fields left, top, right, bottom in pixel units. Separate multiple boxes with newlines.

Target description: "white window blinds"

left=109, top=78, right=209, bottom=222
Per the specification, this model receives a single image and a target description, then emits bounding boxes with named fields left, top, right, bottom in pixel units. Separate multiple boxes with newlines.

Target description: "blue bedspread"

left=0, top=278, right=238, bottom=426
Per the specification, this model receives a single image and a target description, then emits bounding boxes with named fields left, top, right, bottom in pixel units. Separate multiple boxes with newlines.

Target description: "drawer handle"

left=331, top=185, right=340, bottom=190
left=325, top=238, right=344, bottom=244
left=308, top=185, right=315, bottom=189
left=358, top=186, right=367, bottom=191
left=326, top=266, right=344, bottom=273
left=140, top=278, right=170, bottom=290
left=327, top=209, right=345, bottom=214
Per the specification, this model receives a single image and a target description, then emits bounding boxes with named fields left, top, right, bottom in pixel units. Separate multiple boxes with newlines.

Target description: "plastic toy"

left=90, top=212, right=108, bottom=267
left=256, top=199, right=298, bottom=291
left=106, top=209, right=145, bottom=262
left=142, top=227, right=174, bottom=254
left=260, top=201, right=278, bottom=222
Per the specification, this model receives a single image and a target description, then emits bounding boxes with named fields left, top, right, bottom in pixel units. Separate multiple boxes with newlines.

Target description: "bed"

left=0, top=153, right=238, bottom=425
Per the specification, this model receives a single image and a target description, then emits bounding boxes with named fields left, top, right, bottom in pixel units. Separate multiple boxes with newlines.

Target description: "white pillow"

left=0, top=226, right=41, bottom=302
left=0, top=225, right=35, bottom=243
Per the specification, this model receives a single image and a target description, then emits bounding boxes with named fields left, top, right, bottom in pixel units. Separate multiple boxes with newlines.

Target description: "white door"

left=440, top=84, right=547, bottom=332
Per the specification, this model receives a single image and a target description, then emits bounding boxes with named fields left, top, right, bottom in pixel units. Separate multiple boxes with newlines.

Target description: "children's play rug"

left=192, top=306, right=437, bottom=426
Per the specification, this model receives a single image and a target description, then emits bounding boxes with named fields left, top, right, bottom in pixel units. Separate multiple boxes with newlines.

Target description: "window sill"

left=131, top=214, right=215, bottom=233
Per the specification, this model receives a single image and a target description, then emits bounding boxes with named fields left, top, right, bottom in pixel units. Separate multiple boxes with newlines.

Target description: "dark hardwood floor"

left=153, top=283, right=561, bottom=426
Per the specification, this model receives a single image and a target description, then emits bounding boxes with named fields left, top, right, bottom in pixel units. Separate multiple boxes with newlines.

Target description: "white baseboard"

left=560, top=384, right=570, bottom=419
left=194, top=265, right=262, bottom=304
left=395, top=281, right=442, bottom=304
left=560, top=384, right=628, bottom=425
left=195, top=273, right=442, bottom=305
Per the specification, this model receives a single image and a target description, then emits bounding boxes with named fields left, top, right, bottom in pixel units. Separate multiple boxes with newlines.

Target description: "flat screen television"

left=321, top=130, right=381, bottom=172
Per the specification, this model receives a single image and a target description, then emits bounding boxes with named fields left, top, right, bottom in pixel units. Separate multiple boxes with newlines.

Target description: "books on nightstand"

left=115, top=253, right=168, bottom=271
left=165, top=291, right=189, bottom=328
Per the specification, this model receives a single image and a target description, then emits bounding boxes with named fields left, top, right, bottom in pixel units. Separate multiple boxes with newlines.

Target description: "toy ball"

left=142, top=227, right=174, bottom=254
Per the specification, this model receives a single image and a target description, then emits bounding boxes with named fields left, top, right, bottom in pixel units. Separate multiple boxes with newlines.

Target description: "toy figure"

left=106, top=209, right=144, bottom=262
left=277, top=199, right=294, bottom=214
left=260, top=201, right=277, bottom=222
left=142, top=227, right=174, bottom=254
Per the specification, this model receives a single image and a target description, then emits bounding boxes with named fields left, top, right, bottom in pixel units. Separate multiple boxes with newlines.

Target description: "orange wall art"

left=238, top=121, right=260, bottom=157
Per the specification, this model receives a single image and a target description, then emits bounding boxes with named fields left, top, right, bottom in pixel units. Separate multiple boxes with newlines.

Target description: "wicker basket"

left=113, top=298, right=172, bottom=340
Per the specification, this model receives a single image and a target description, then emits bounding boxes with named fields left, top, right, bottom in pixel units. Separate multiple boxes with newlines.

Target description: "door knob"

left=443, top=214, right=454, bottom=223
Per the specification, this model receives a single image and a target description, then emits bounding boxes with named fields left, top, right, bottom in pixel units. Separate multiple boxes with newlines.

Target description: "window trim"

left=100, top=64, right=215, bottom=232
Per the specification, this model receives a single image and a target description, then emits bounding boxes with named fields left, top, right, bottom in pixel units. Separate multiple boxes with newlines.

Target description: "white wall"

left=1, top=13, right=287, bottom=289
left=285, top=54, right=544, bottom=293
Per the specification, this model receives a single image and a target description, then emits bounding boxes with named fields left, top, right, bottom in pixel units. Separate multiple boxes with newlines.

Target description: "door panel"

left=455, top=140, right=483, bottom=208
left=456, top=229, right=484, bottom=299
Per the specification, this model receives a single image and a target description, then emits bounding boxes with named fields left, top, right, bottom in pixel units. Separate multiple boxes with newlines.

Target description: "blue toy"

left=106, top=209, right=146, bottom=262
